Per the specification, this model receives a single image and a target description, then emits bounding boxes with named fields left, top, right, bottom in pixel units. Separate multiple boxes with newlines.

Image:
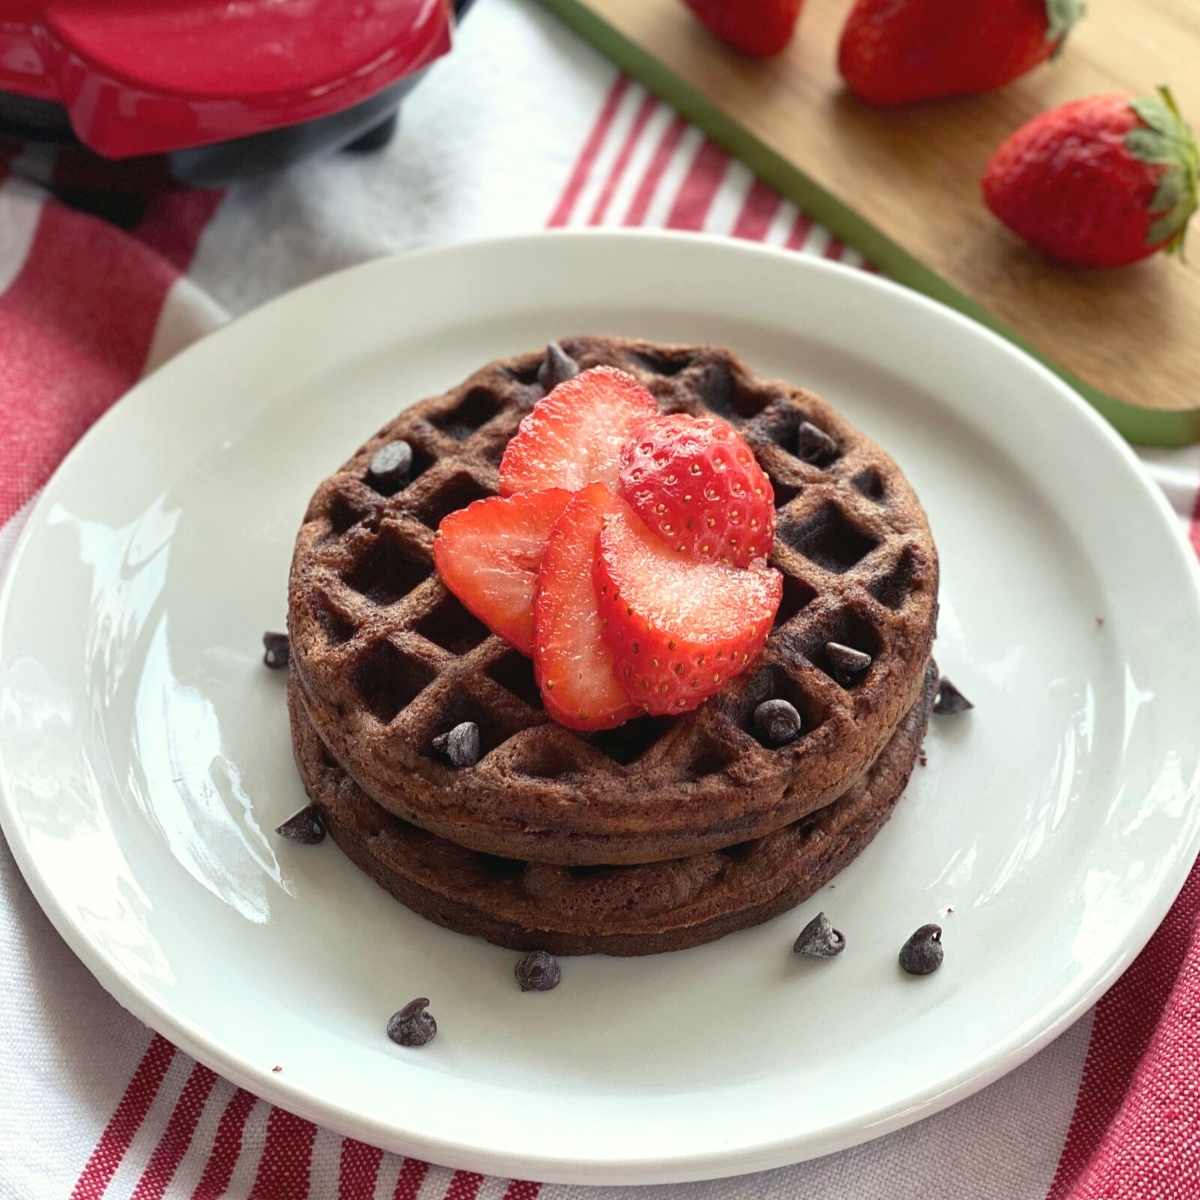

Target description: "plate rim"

left=3, top=229, right=1200, bottom=1184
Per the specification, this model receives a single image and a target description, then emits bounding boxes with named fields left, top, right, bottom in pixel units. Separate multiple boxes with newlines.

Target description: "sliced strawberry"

left=533, top=484, right=641, bottom=731
left=499, top=366, right=658, bottom=496
left=434, top=489, right=572, bottom=656
left=595, top=506, right=782, bottom=716
left=618, top=413, right=775, bottom=568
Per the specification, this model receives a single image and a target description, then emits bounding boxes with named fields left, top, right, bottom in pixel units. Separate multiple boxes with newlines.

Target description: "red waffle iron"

left=0, top=0, right=473, bottom=203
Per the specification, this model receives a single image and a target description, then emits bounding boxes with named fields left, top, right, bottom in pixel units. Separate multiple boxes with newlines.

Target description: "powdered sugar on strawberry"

left=499, top=367, right=657, bottom=495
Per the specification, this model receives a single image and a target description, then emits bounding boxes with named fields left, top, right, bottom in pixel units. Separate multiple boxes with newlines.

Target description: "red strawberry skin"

left=499, top=367, right=658, bottom=497
left=595, top=505, right=781, bottom=717
left=434, top=489, right=572, bottom=656
left=838, top=0, right=1079, bottom=107
left=533, top=484, right=641, bottom=732
left=618, top=414, right=774, bottom=568
left=682, top=0, right=803, bottom=57
left=982, top=94, right=1197, bottom=267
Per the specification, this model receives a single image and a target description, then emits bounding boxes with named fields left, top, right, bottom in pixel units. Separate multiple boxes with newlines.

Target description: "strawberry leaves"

left=1127, top=86, right=1199, bottom=255
left=1045, top=0, right=1084, bottom=54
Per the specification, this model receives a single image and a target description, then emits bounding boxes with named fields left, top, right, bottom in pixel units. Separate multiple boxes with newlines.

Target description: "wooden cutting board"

left=540, top=0, right=1200, bottom=445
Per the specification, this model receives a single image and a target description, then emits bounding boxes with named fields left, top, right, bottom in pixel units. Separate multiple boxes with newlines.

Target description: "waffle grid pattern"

left=288, top=666, right=936, bottom=956
left=287, top=339, right=938, bottom=865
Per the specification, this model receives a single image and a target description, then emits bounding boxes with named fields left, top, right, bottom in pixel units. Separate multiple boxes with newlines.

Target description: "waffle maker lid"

left=0, top=0, right=454, bottom=159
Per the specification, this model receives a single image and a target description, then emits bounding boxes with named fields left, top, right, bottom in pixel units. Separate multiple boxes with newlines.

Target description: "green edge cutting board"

left=541, top=0, right=1200, bottom=446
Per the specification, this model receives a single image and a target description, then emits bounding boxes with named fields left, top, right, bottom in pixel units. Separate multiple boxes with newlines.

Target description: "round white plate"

left=2, top=232, right=1199, bottom=1185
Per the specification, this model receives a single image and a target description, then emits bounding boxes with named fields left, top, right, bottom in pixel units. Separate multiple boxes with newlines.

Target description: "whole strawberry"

left=839, top=0, right=1082, bottom=107
left=682, top=0, right=803, bottom=58
left=983, top=88, right=1199, bottom=268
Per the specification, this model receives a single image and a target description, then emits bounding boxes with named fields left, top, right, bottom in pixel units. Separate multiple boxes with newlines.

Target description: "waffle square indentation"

left=870, top=547, right=918, bottom=611
left=808, top=610, right=883, bottom=689
left=761, top=408, right=842, bottom=468
left=686, top=739, right=735, bottom=780
left=352, top=641, right=436, bottom=724
left=851, top=466, right=886, bottom=502
left=328, top=491, right=370, bottom=535
left=769, top=477, right=802, bottom=510
left=694, top=361, right=770, bottom=421
left=313, top=597, right=356, bottom=646
left=416, top=473, right=493, bottom=529
left=418, top=694, right=523, bottom=765
left=433, top=388, right=503, bottom=440
left=773, top=575, right=818, bottom=629
left=779, top=502, right=879, bottom=574
left=739, top=664, right=826, bottom=745
left=414, top=592, right=491, bottom=654
left=343, top=532, right=431, bottom=605
left=631, top=348, right=695, bottom=377
left=586, top=715, right=674, bottom=766
left=487, top=650, right=542, bottom=709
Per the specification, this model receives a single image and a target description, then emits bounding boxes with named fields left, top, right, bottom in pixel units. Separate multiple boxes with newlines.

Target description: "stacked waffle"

left=286, top=338, right=939, bottom=955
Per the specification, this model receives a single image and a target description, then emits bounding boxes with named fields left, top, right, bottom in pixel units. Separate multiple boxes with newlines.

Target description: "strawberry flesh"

left=533, top=484, right=642, bottom=731
left=595, top=505, right=782, bottom=716
left=434, top=489, right=573, bottom=656
left=499, top=367, right=658, bottom=496
left=618, top=413, right=774, bottom=568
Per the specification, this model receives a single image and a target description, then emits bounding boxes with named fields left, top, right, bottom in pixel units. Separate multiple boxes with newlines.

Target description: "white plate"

left=2, top=232, right=1199, bottom=1185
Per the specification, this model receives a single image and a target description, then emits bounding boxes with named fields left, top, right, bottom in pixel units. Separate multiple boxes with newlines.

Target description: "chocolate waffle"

left=287, top=338, right=938, bottom=866
left=288, top=665, right=935, bottom=956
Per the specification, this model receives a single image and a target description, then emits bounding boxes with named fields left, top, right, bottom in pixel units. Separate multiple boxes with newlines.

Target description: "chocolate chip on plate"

left=275, top=804, right=325, bottom=845
left=262, top=630, right=290, bottom=670
left=387, top=998, right=437, bottom=1047
left=826, top=642, right=872, bottom=686
left=795, top=421, right=839, bottom=465
left=515, top=950, right=562, bottom=992
left=538, top=341, right=580, bottom=392
left=754, top=699, right=803, bottom=747
left=933, top=676, right=974, bottom=715
left=367, top=440, right=413, bottom=493
left=793, top=912, right=845, bottom=959
left=899, top=924, right=944, bottom=975
left=432, top=721, right=481, bottom=768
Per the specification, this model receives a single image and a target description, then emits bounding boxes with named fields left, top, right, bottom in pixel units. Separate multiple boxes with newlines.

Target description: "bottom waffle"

left=287, top=665, right=935, bottom=956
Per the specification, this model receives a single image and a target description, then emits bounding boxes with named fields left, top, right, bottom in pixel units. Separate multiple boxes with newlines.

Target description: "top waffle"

left=287, top=337, right=938, bottom=866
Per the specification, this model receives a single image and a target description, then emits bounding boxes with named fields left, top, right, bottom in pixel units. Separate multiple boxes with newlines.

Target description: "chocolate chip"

left=826, top=641, right=871, bottom=686
left=793, top=911, right=845, bottom=959
left=275, top=804, right=325, bottom=845
left=432, top=721, right=481, bottom=768
left=262, top=630, right=289, bottom=670
left=367, top=440, right=413, bottom=494
left=899, top=924, right=943, bottom=975
left=795, top=421, right=838, bottom=465
left=387, top=997, right=437, bottom=1047
left=753, top=699, right=802, bottom=747
left=933, top=676, right=973, bottom=715
left=515, top=950, right=561, bottom=992
left=538, top=342, right=580, bottom=392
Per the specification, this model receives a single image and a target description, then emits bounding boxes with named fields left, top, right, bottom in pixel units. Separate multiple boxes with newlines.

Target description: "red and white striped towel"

left=2, top=2, right=1199, bottom=1197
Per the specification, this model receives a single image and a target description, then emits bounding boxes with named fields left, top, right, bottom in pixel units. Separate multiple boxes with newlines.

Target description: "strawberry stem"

left=1044, top=0, right=1085, bottom=55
